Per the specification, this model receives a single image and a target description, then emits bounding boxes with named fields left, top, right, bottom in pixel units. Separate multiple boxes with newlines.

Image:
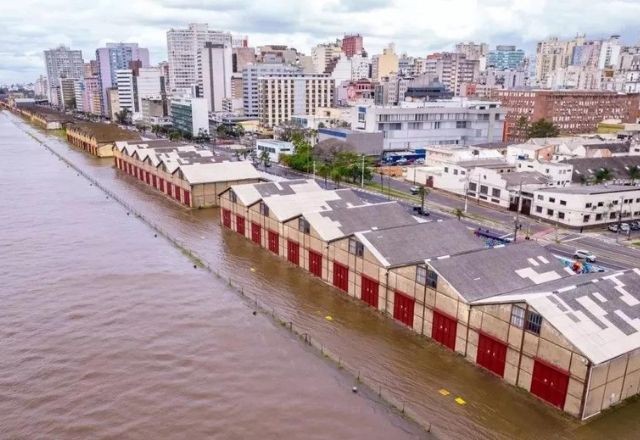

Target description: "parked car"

left=412, top=205, right=430, bottom=216
left=608, top=224, right=620, bottom=233
left=410, top=185, right=420, bottom=195
left=574, top=249, right=596, bottom=262
left=396, top=158, right=408, bottom=165
left=621, top=223, right=631, bottom=233
left=630, top=221, right=640, bottom=231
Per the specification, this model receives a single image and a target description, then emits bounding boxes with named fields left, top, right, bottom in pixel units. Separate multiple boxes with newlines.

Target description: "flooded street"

left=2, top=109, right=640, bottom=439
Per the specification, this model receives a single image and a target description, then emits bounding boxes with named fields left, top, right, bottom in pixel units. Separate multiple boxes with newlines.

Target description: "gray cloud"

left=1, top=0, right=640, bottom=84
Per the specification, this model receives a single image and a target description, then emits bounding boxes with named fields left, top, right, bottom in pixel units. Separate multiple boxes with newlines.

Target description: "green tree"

left=169, top=130, right=181, bottom=141
left=526, top=118, right=559, bottom=139
left=417, top=185, right=429, bottom=211
left=627, top=165, right=640, bottom=184
left=115, top=109, right=131, bottom=125
left=317, top=162, right=332, bottom=188
left=259, top=150, right=271, bottom=167
left=594, top=168, right=612, bottom=184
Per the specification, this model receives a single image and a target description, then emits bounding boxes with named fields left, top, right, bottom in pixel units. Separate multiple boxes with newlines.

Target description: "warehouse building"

left=113, top=140, right=261, bottom=207
left=67, top=122, right=141, bottom=157
left=218, top=180, right=640, bottom=419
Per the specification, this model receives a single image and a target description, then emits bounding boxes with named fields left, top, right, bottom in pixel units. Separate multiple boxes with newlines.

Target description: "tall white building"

left=311, top=41, right=343, bottom=74
left=598, top=35, right=622, bottom=69
left=242, top=63, right=300, bottom=118
left=44, top=45, right=84, bottom=101
left=166, top=23, right=232, bottom=92
left=116, top=69, right=135, bottom=113
left=258, top=74, right=334, bottom=127
left=201, top=42, right=232, bottom=113
left=135, top=67, right=163, bottom=113
left=170, top=95, right=209, bottom=136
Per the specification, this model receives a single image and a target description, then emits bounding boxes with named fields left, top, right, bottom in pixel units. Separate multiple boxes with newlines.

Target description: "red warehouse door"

left=268, top=230, right=279, bottom=254
left=361, top=276, right=379, bottom=308
left=222, top=209, right=231, bottom=228
left=174, top=187, right=181, bottom=201
left=309, top=250, right=322, bottom=277
left=432, top=310, right=457, bottom=350
left=251, top=222, right=261, bottom=245
left=393, top=291, right=414, bottom=327
left=152, top=175, right=157, bottom=188
left=531, top=360, right=570, bottom=409
left=236, top=215, right=245, bottom=235
left=333, top=262, right=349, bottom=292
left=287, top=240, right=300, bottom=266
left=183, top=190, right=191, bottom=207
left=477, top=333, right=507, bottom=377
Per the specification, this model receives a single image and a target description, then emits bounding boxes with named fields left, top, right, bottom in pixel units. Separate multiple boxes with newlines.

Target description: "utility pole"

left=617, top=195, right=624, bottom=242
left=513, top=180, right=523, bottom=243
left=360, top=154, right=365, bottom=188
left=464, top=173, right=470, bottom=213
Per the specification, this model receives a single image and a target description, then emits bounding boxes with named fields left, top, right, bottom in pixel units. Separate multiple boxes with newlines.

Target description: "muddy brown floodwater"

left=3, top=110, right=640, bottom=439
left=0, top=112, right=426, bottom=439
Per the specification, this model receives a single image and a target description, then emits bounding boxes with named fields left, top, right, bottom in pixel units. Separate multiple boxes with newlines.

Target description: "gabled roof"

left=304, top=201, right=418, bottom=242
left=227, top=179, right=324, bottom=207
left=263, top=188, right=367, bottom=222
left=356, top=221, right=485, bottom=268
left=476, top=269, right=640, bottom=365
left=429, top=241, right=573, bottom=303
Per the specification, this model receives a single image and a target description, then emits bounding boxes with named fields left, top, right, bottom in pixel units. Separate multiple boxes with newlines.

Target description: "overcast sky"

left=2, top=0, right=640, bottom=84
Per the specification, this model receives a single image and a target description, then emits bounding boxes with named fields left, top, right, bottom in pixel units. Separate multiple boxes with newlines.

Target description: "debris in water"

left=438, top=389, right=450, bottom=396
left=352, top=386, right=358, bottom=393
left=454, top=397, right=466, bottom=405
left=250, top=267, right=256, bottom=272
left=325, top=315, right=333, bottom=321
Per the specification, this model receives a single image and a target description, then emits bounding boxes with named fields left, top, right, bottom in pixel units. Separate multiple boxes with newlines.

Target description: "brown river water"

left=1, top=110, right=639, bottom=439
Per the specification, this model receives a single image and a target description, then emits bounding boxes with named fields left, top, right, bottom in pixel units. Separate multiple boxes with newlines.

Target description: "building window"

left=453, top=169, right=459, bottom=175
left=444, top=167, right=449, bottom=173
left=595, top=213, right=602, bottom=221
left=416, top=266, right=427, bottom=285
left=456, top=121, right=467, bottom=128
left=560, top=200, right=566, bottom=206
left=511, top=305, right=526, bottom=328
left=348, top=238, right=364, bottom=257
left=480, top=185, right=488, bottom=195
left=492, top=188, right=501, bottom=198
left=610, top=212, right=617, bottom=219
left=259, top=201, right=269, bottom=216
left=558, top=212, right=565, bottom=219
left=583, top=215, right=590, bottom=223
left=549, top=197, right=555, bottom=203
left=535, top=206, right=542, bottom=213
left=230, top=191, right=237, bottom=203
left=298, top=218, right=310, bottom=234
left=547, top=209, right=554, bottom=216
left=525, top=310, right=543, bottom=335
left=469, top=182, right=477, bottom=191
left=537, top=195, right=543, bottom=200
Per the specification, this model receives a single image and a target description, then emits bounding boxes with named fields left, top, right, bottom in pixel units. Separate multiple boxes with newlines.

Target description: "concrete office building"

left=170, top=95, right=209, bottom=136
left=201, top=42, right=233, bottom=113
left=424, top=52, right=480, bottom=96
left=350, top=99, right=505, bottom=149
left=135, top=67, right=163, bottom=114
left=242, top=63, right=300, bottom=118
left=492, top=89, right=640, bottom=142
left=342, top=34, right=364, bottom=57
left=371, top=43, right=399, bottom=81
left=531, top=185, right=640, bottom=227
left=115, top=69, right=135, bottom=113
left=44, top=45, right=84, bottom=102
left=166, top=23, right=232, bottom=92
left=258, top=74, right=334, bottom=127
left=96, top=43, right=150, bottom=115
left=311, top=41, right=343, bottom=74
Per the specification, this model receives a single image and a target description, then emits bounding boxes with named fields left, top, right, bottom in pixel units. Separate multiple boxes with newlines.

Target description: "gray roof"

left=562, top=156, right=640, bottom=183
left=456, top=158, right=511, bottom=169
left=583, top=142, right=630, bottom=153
left=305, top=201, right=418, bottom=242
left=429, top=241, right=572, bottom=302
left=256, top=179, right=317, bottom=197
left=501, top=171, right=550, bottom=187
left=357, top=221, right=486, bottom=267
left=535, top=184, right=639, bottom=195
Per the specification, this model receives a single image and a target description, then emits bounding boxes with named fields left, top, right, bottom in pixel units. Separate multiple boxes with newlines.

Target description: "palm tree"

left=627, top=165, right=640, bottom=184
left=417, top=185, right=429, bottom=211
left=594, top=168, right=612, bottom=184
left=259, top=150, right=270, bottom=168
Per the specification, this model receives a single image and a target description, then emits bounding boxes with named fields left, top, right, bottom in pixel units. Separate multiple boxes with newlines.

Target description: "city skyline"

left=2, top=0, right=640, bottom=84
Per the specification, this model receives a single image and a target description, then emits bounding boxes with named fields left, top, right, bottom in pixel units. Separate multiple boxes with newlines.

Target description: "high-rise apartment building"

left=342, top=34, right=364, bottom=57
left=242, top=63, right=301, bottom=118
left=371, top=43, right=399, bottom=81
left=166, top=23, right=232, bottom=92
left=115, top=69, right=135, bottom=113
left=96, top=43, right=150, bottom=114
left=135, top=67, right=163, bottom=113
left=232, top=47, right=256, bottom=73
left=44, top=45, right=84, bottom=101
left=201, top=42, right=232, bottom=113
left=258, top=74, right=334, bottom=127
left=487, top=45, right=525, bottom=70
left=455, top=42, right=489, bottom=70
left=311, top=41, right=343, bottom=74
left=492, top=89, right=640, bottom=141
left=424, top=52, right=479, bottom=95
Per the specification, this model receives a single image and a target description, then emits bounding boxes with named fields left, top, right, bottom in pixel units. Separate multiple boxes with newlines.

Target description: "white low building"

left=513, top=159, right=573, bottom=187
left=256, top=139, right=294, bottom=162
left=531, top=185, right=640, bottom=227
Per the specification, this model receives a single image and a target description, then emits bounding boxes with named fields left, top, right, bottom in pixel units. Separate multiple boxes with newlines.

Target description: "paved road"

left=544, top=234, right=640, bottom=270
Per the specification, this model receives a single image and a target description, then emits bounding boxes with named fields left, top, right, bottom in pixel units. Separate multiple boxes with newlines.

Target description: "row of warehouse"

left=219, top=179, right=640, bottom=420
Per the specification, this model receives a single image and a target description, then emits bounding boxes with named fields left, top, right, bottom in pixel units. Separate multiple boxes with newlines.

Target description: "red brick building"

left=492, top=90, right=640, bottom=141
left=341, top=34, right=363, bottom=57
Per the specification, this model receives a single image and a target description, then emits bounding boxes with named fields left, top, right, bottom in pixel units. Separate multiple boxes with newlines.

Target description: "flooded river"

left=2, top=110, right=639, bottom=439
